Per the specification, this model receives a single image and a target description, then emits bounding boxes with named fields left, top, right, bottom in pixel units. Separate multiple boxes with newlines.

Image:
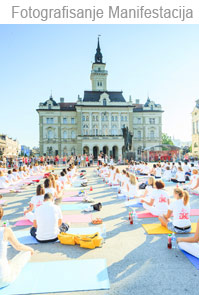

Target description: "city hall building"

left=37, top=39, right=163, bottom=160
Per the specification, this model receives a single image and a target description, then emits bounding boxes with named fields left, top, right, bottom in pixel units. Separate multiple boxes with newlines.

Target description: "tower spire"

left=95, top=35, right=103, bottom=64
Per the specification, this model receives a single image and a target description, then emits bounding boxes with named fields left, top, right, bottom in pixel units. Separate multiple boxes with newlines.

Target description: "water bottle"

left=168, top=234, right=172, bottom=249
left=171, top=233, right=176, bottom=249
left=101, top=224, right=106, bottom=243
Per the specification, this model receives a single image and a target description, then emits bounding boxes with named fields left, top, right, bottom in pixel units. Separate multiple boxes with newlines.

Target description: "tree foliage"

left=162, top=133, right=174, bottom=145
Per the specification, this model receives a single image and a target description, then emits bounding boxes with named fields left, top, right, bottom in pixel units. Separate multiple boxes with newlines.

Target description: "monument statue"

left=122, top=126, right=133, bottom=152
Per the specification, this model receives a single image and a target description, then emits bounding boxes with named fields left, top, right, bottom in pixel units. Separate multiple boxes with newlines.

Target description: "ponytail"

left=183, top=190, right=189, bottom=206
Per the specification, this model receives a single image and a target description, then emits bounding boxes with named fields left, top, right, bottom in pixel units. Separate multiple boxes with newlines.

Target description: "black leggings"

left=171, top=179, right=185, bottom=184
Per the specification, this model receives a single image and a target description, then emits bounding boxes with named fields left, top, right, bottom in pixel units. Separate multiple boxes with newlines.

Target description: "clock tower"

left=90, top=37, right=108, bottom=91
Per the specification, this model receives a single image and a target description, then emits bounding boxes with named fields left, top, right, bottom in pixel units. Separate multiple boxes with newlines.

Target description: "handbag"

left=58, top=233, right=76, bottom=245
left=92, top=202, right=102, bottom=211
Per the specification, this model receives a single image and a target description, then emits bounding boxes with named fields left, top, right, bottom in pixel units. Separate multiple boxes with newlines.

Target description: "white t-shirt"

left=183, top=165, right=190, bottom=174
left=176, top=171, right=185, bottom=182
left=30, top=195, right=44, bottom=212
left=169, top=199, right=191, bottom=228
left=190, top=174, right=199, bottom=189
left=34, top=202, right=62, bottom=240
left=128, top=183, right=139, bottom=197
left=45, top=187, right=56, bottom=198
left=152, top=189, right=169, bottom=213
left=155, top=167, right=162, bottom=177
left=145, top=185, right=154, bottom=198
left=163, top=170, right=171, bottom=181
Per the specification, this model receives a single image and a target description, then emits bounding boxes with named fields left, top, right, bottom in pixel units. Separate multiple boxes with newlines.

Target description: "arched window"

left=103, top=99, right=107, bottom=106
left=71, top=147, right=75, bottom=155
left=82, top=116, right=85, bottom=121
left=194, top=143, right=198, bottom=148
left=92, top=115, right=95, bottom=121
left=112, top=116, right=114, bottom=121
left=112, top=125, right=117, bottom=135
left=121, top=116, right=124, bottom=121
left=48, top=104, right=51, bottom=110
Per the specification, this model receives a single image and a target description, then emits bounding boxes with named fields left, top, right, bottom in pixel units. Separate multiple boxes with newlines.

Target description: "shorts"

left=167, top=222, right=191, bottom=234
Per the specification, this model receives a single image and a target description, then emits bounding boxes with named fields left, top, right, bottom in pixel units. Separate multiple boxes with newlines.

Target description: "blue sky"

left=0, top=24, right=198, bottom=147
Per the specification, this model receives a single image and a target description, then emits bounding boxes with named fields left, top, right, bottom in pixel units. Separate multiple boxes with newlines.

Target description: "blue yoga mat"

left=60, top=204, right=90, bottom=211
left=0, top=259, right=110, bottom=294
left=11, top=227, right=102, bottom=245
left=180, top=250, right=199, bottom=270
left=125, top=202, right=143, bottom=208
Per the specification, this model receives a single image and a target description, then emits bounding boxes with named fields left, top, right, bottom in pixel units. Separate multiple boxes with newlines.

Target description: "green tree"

left=162, top=133, right=174, bottom=145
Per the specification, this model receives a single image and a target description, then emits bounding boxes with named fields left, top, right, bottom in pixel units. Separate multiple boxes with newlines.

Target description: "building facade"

left=37, top=39, right=163, bottom=160
left=0, top=135, right=20, bottom=158
left=192, top=99, right=199, bottom=157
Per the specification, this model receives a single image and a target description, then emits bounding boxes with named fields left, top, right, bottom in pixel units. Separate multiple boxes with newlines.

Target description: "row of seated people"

left=0, top=164, right=87, bottom=288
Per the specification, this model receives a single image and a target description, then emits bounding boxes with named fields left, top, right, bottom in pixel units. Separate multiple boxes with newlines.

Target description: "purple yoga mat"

left=181, top=250, right=199, bottom=270
left=62, top=197, right=84, bottom=202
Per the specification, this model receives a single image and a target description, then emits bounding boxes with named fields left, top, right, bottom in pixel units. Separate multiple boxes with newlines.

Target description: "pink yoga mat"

left=0, top=200, right=5, bottom=205
left=14, top=214, right=92, bottom=226
left=14, top=219, right=33, bottom=226
left=63, top=214, right=92, bottom=223
left=62, top=197, right=84, bottom=202
left=137, top=208, right=199, bottom=218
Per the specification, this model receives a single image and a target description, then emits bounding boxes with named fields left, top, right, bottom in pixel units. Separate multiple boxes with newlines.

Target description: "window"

left=71, top=118, right=75, bottom=124
left=125, top=116, right=127, bottom=122
left=102, top=125, right=108, bottom=136
left=86, top=116, right=89, bottom=121
left=137, top=131, right=141, bottom=139
left=100, top=82, right=102, bottom=86
left=63, top=118, right=67, bottom=124
left=194, top=143, right=198, bottom=148
left=151, top=105, right=153, bottom=110
left=121, top=116, right=124, bottom=121
left=47, top=118, right=54, bottom=124
left=92, top=115, right=95, bottom=121
left=149, top=118, right=155, bottom=124
left=63, top=131, right=67, bottom=139
left=112, top=125, right=117, bottom=135
left=71, top=131, right=76, bottom=139
left=137, top=118, right=141, bottom=124
left=193, top=122, right=196, bottom=134
left=50, top=118, right=54, bottom=124
left=82, top=116, right=85, bottom=121
left=102, top=116, right=104, bottom=122
left=197, top=121, right=199, bottom=134
left=48, top=104, right=51, bottom=109
left=96, top=116, right=99, bottom=121
left=71, top=147, right=75, bottom=155
left=98, top=67, right=101, bottom=71
left=103, top=99, right=107, bottom=106
left=115, top=116, right=118, bottom=121
left=111, top=116, right=114, bottom=121
left=48, top=130, right=53, bottom=139
left=150, top=130, right=155, bottom=138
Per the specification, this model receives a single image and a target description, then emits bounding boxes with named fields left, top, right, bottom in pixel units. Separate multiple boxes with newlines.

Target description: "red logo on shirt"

left=179, top=209, right=189, bottom=220
left=36, top=201, right=43, bottom=208
left=159, top=195, right=167, bottom=203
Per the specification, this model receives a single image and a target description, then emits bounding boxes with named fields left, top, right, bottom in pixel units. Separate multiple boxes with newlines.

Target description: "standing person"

left=85, top=154, right=89, bottom=167
left=30, top=193, right=69, bottom=242
left=0, top=207, right=34, bottom=288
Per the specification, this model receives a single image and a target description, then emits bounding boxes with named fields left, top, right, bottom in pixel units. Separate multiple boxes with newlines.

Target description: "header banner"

left=1, top=0, right=199, bottom=24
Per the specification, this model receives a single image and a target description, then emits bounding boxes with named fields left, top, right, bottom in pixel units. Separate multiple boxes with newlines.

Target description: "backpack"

left=139, top=183, right=147, bottom=189
left=92, top=203, right=102, bottom=211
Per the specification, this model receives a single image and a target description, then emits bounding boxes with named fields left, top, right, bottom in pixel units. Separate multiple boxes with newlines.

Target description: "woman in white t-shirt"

left=25, top=184, right=45, bottom=222
left=159, top=188, right=191, bottom=233
left=44, top=178, right=57, bottom=199
left=0, top=171, right=9, bottom=189
left=140, top=176, right=155, bottom=201
left=141, top=180, right=170, bottom=216
left=171, top=167, right=185, bottom=184
left=127, top=174, right=139, bottom=199
left=112, top=168, right=121, bottom=186
left=184, top=169, right=199, bottom=194
left=177, top=219, right=199, bottom=258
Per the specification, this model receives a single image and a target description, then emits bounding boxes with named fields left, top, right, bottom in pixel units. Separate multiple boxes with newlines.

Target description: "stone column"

left=109, top=112, right=111, bottom=135
left=89, top=112, right=92, bottom=135
left=39, top=115, right=44, bottom=155
left=99, top=112, right=102, bottom=135
left=118, top=112, right=121, bottom=135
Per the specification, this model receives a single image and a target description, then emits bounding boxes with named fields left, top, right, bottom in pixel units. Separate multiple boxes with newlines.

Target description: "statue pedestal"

left=124, top=151, right=135, bottom=161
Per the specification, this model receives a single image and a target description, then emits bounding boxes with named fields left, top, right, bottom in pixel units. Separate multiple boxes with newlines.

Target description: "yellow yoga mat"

left=142, top=223, right=197, bottom=235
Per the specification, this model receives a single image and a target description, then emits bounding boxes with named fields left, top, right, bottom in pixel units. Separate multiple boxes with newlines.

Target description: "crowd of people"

left=0, top=157, right=199, bottom=288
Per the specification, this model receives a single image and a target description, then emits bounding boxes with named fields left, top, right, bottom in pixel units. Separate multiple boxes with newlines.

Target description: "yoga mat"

left=14, top=214, right=92, bottom=226
left=63, top=190, right=79, bottom=197
left=0, top=199, right=5, bottom=205
left=11, top=227, right=102, bottom=245
left=0, top=259, right=110, bottom=294
left=142, top=223, right=197, bottom=234
left=63, top=214, right=92, bottom=223
left=180, top=250, right=199, bottom=270
left=62, top=197, right=84, bottom=202
left=117, top=194, right=127, bottom=200
left=60, top=204, right=90, bottom=211
left=137, top=208, right=199, bottom=219
left=125, top=201, right=143, bottom=208
left=14, top=219, right=33, bottom=227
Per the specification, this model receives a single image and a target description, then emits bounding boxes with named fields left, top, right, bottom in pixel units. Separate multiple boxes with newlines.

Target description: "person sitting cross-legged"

left=0, top=207, right=34, bottom=288
left=158, top=188, right=191, bottom=234
left=30, top=193, right=69, bottom=243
